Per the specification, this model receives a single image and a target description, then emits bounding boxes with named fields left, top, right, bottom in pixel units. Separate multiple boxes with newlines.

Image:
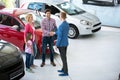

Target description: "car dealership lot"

left=21, top=26, right=120, bottom=80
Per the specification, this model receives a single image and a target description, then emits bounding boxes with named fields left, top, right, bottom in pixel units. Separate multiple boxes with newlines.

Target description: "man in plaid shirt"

left=40, top=9, right=57, bottom=67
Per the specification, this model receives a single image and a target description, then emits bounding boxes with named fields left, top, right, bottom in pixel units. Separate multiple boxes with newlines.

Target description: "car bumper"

left=0, top=57, right=25, bottom=80
left=79, top=22, right=101, bottom=35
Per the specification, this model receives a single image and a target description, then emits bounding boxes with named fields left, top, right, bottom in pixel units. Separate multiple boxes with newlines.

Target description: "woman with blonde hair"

left=24, top=14, right=37, bottom=68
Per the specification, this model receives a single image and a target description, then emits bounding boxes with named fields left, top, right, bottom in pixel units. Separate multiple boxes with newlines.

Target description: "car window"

left=50, top=5, right=60, bottom=14
left=0, top=14, right=21, bottom=27
left=0, top=14, right=11, bottom=26
left=27, top=2, right=60, bottom=15
left=57, top=2, right=86, bottom=15
left=19, top=11, right=42, bottom=29
left=28, top=2, right=45, bottom=12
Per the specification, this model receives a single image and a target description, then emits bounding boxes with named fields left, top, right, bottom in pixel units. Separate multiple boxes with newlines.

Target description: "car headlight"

left=80, top=20, right=92, bottom=26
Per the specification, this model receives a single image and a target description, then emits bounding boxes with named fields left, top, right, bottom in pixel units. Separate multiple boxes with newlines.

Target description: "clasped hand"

left=50, top=31, right=55, bottom=36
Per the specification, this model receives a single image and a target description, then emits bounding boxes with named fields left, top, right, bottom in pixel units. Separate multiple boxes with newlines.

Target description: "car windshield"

left=0, top=42, right=17, bottom=54
left=19, top=11, right=42, bottom=29
left=28, top=2, right=44, bottom=11
left=57, top=2, right=86, bottom=15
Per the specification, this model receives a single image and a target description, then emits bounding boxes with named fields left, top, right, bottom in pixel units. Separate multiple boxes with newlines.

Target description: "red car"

left=0, top=8, right=49, bottom=57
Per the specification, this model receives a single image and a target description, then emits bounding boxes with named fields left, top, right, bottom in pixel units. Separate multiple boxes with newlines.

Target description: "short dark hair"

left=44, top=9, right=51, bottom=14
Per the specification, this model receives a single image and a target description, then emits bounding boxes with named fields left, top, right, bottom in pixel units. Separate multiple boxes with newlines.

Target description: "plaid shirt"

left=41, top=18, right=57, bottom=37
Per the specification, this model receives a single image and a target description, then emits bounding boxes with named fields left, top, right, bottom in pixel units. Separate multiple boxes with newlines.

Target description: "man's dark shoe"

left=51, top=62, right=56, bottom=66
left=59, top=73, right=68, bottom=76
left=40, top=62, right=45, bottom=67
left=57, top=70, right=64, bottom=73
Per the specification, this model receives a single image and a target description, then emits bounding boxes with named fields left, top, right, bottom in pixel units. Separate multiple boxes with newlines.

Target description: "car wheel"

left=118, top=0, right=120, bottom=4
left=68, top=25, right=79, bottom=39
left=113, top=0, right=118, bottom=6
left=118, top=73, right=120, bottom=80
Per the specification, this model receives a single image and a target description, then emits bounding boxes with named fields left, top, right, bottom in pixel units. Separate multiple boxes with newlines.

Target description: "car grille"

left=1, top=57, right=24, bottom=80
left=3, top=59, right=23, bottom=72
left=93, top=22, right=101, bottom=27
left=10, top=68, right=23, bottom=80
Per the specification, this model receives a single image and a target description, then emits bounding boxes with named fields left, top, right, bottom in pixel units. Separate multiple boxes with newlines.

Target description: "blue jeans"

left=42, top=36, right=54, bottom=62
left=26, top=53, right=32, bottom=69
left=30, top=41, right=37, bottom=65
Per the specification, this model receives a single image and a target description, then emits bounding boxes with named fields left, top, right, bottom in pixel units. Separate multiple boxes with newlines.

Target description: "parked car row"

left=0, top=1, right=102, bottom=57
left=82, top=0, right=120, bottom=6
left=0, top=8, right=45, bottom=80
left=21, top=1, right=101, bottom=39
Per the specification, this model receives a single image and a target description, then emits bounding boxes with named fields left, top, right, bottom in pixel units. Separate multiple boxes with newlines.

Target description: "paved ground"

left=20, top=26, right=120, bottom=80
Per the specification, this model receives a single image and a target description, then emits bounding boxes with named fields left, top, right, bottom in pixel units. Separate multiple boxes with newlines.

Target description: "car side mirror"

left=35, top=10, right=41, bottom=16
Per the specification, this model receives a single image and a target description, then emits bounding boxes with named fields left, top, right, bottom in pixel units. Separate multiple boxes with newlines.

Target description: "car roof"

left=0, top=8, right=33, bottom=16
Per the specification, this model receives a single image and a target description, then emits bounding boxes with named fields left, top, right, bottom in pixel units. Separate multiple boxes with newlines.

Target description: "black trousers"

left=58, top=47, right=68, bottom=74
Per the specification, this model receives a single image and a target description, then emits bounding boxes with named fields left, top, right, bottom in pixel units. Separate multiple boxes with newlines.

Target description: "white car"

left=21, top=1, right=101, bottom=39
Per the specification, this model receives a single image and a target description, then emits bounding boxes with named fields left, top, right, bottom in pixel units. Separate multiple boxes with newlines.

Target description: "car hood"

left=1, top=8, right=33, bottom=16
left=13, top=8, right=33, bottom=16
left=0, top=40, right=21, bottom=67
left=72, top=12, right=100, bottom=22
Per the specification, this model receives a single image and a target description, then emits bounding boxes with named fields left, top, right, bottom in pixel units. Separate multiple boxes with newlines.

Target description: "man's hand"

left=50, top=31, right=55, bottom=36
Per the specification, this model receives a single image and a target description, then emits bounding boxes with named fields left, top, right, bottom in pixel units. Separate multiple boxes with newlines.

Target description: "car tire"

left=118, top=0, right=120, bottom=4
left=82, top=0, right=88, bottom=4
left=118, top=73, right=120, bottom=80
left=68, top=24, right=79, bottom=39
